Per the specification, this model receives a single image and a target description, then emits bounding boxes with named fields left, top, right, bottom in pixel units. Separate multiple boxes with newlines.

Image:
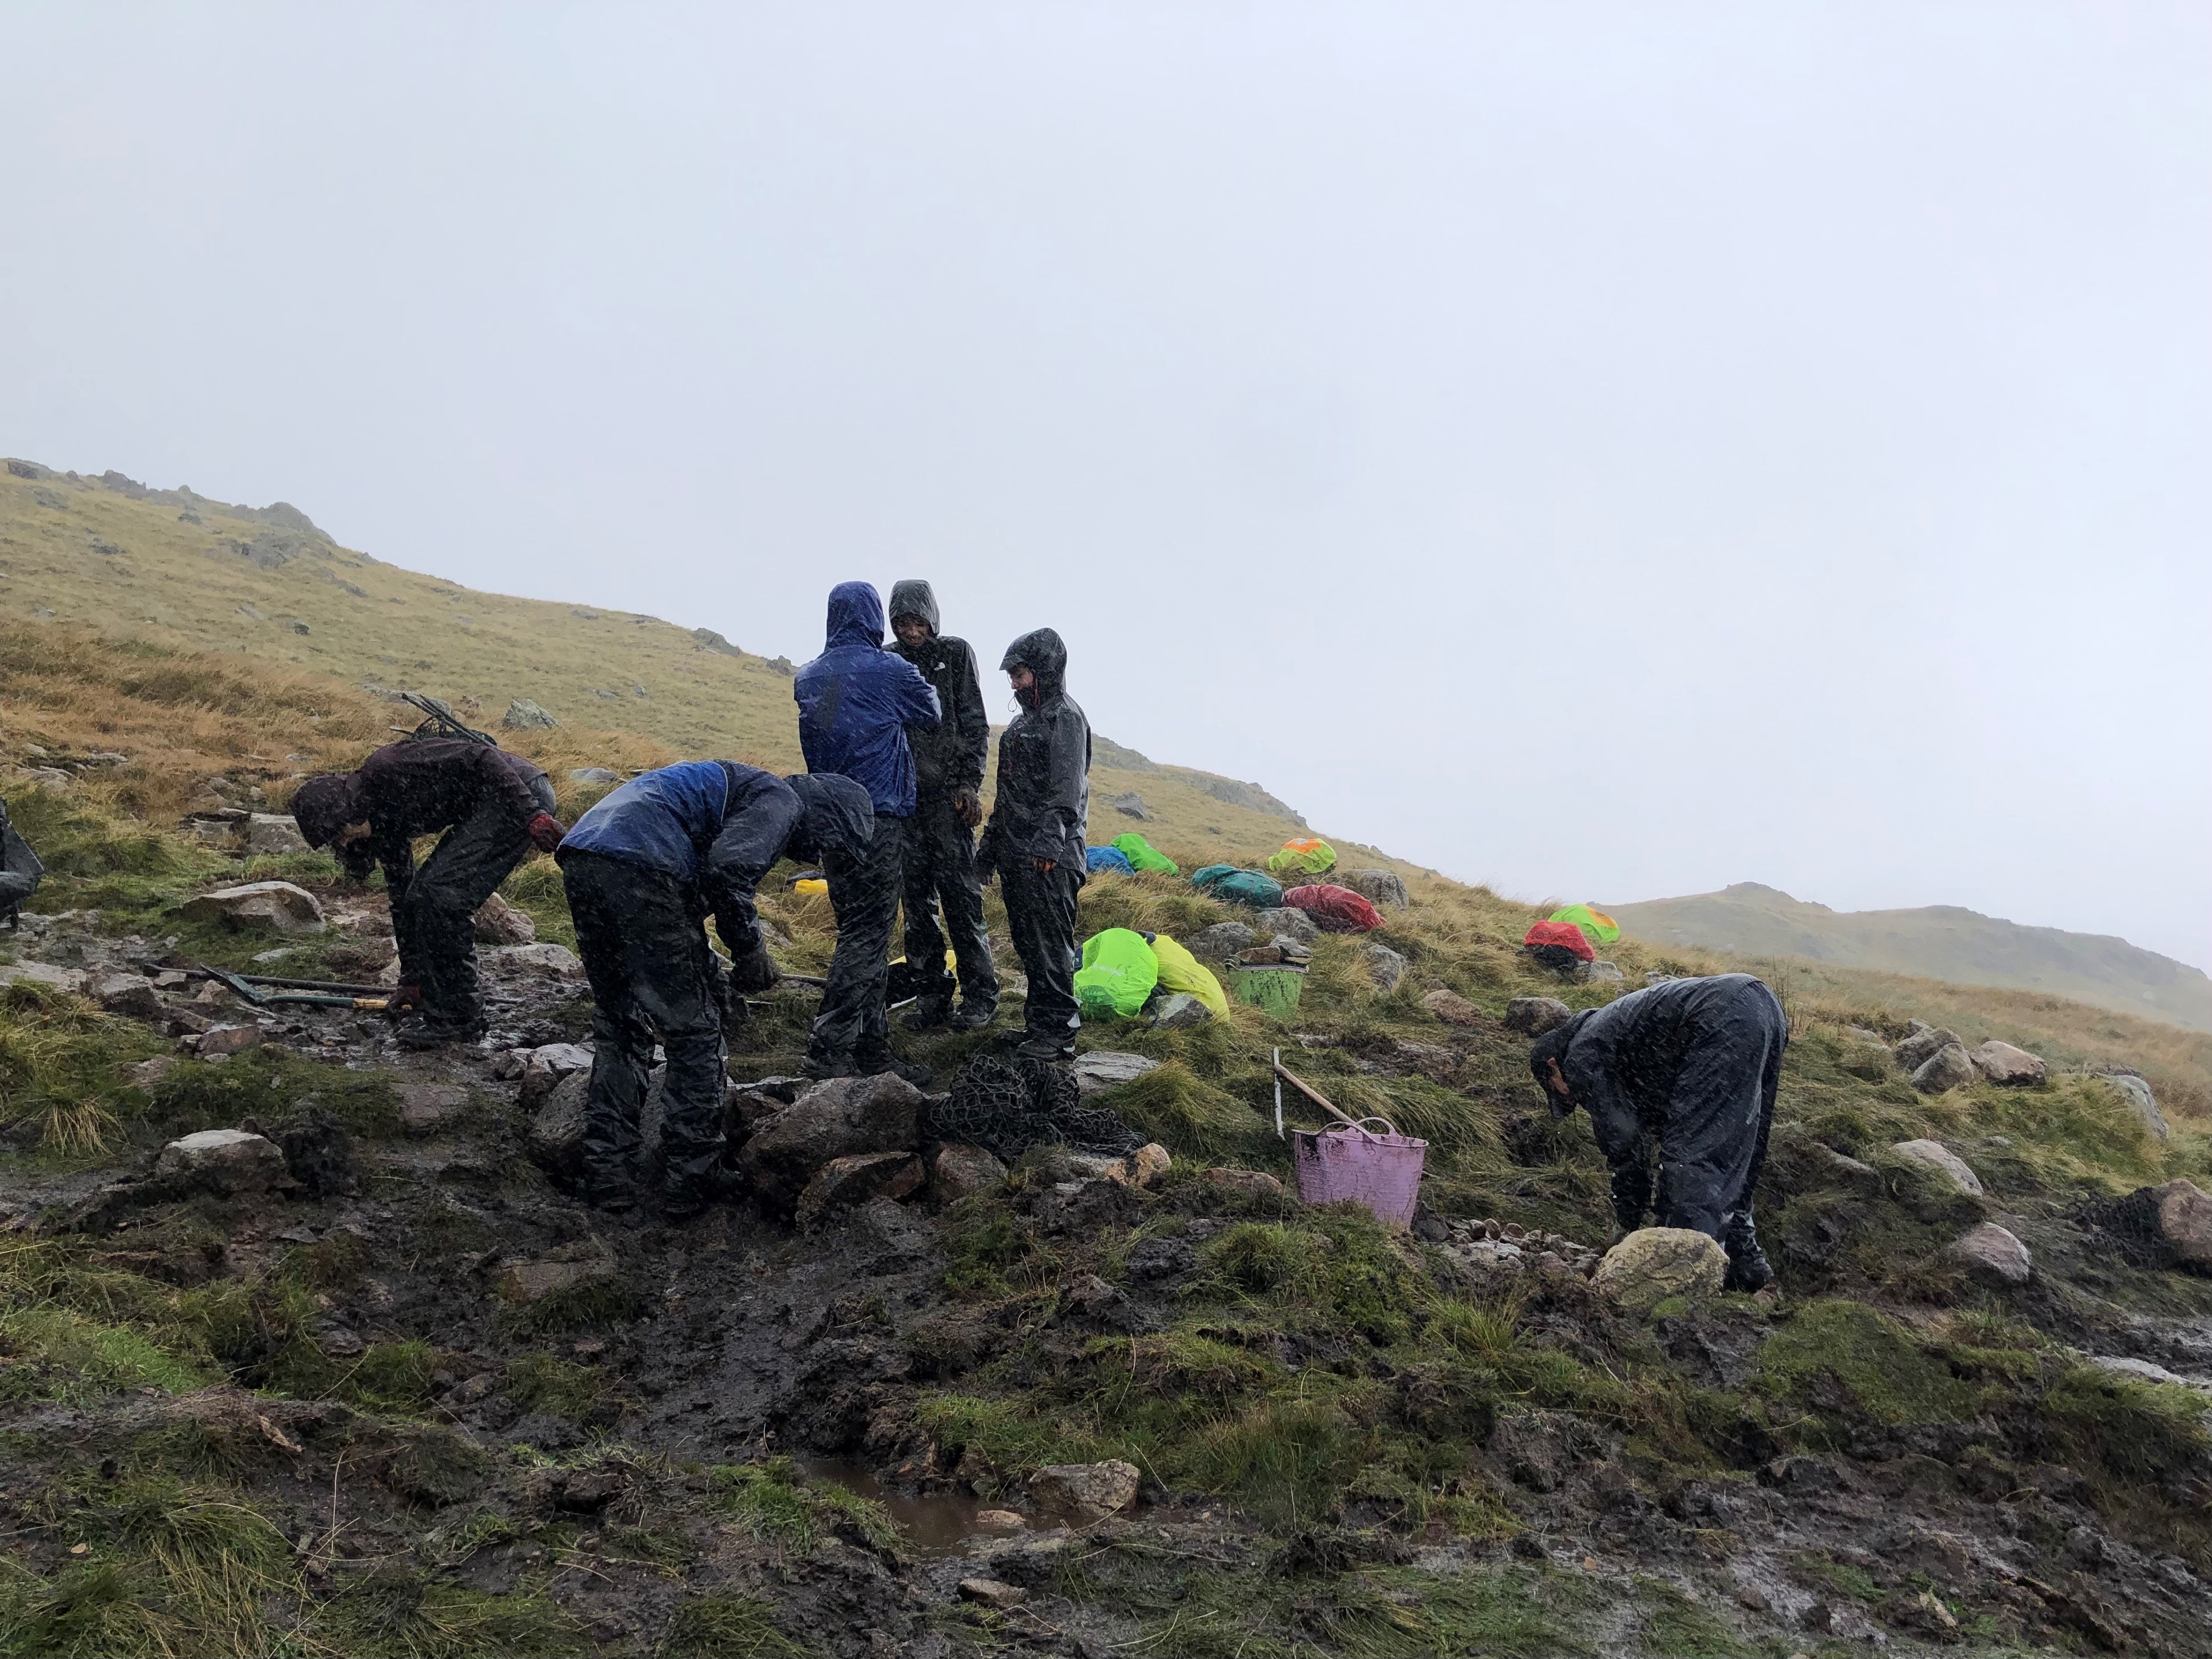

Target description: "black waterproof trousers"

left=900, top=793, right=997, bottom=1014
left=1000, top=861, right=1081, bottom=1051
left=562, top=849, right=728, bottom=1202
left=808, top=813, right=905, bottom=1067
left=390, top=774, right=555, bottom=1035
left=1588, top=978, right=1784, bottom=1256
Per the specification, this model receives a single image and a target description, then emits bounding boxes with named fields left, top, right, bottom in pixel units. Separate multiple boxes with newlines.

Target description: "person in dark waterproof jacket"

left=1527, top=972, right=1784, bottom=1291
left=887, top=579, right=998, bottom=1032
left=794, top=582, right=943, bottom=1082
left=291, top=738, right=564, bottom=1048
left=978, top=627, right=1090, bottom=1061
left=557, top=762, right=874, bottom=1214
left=0, top=796, right=44, bottom=929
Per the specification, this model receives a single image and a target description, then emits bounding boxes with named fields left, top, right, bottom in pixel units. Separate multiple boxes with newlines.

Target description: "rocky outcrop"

left=245, top=813, right=308, bottom=855
left=1968, top=1040, right=2046, bottom=1087
left=1149, top=992, right=1211, bottom=1029
left=2099, top=1071, right=2169, bottom=1141
left=1185, top=922, right=1254, bottom=961
left=1255, top=907, right=1318, bottom=945
left=739, top=1074, right=927, bottom=1210
left=502, top=699, right=557, bottom=730
left=1891, top=1139, right=1984, bottom=1198
left=1504, top=996, right=1573, bottom=1036
left=1347, top=869, right=1410, bottom=909
left=1422, top=989, right=1485, bottom=1028
left=1894, top=1026, right=1962, bottom=1072
left=1910, top=1043, right=1978, bottom=1094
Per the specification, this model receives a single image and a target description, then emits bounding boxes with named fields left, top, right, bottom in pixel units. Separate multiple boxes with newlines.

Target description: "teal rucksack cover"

left=1193, top=865, right=1283, bottom=909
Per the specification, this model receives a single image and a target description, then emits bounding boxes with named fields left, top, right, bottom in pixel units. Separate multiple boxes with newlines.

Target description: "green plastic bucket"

left=1229, top=963, right=1305, bottom=1020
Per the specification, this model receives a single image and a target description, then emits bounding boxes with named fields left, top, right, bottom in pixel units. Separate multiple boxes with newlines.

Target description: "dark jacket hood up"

left=1528, top=1011, right=1597, bottom=1117
left=783, top=773, right=875, bottom=867
left=1001, top=628, right=1068, bottom=707
left=824, top=581, right=886, bottom=650
left=291, top=773, right=364, bottom=849
left=887, top=579, right=939, bottom=633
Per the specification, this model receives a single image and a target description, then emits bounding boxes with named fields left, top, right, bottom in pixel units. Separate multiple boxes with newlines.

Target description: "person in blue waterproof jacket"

left=557, top=762, right=873, bottom=1215
left=794, top=581, right=942, bottom=1084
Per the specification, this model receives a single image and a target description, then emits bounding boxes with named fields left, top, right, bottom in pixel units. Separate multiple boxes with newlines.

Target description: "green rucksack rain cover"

left=1109, top=832, right=1179, bottom=875
left=1074, top=928, right=1160, bottom=1017
left=1548, top=903, right=1622, bottom=947
left=1266, top=838, right=1337, bottom=876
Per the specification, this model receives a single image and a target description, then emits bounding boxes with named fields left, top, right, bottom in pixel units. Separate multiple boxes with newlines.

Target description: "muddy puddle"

left=798, top=1458, right=1028, bottom=1558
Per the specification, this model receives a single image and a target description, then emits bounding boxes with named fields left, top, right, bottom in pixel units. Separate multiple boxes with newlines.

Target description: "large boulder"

left=1910, top=1043, right=1978, bottom=1094
left=245, top=813, right=309, bottom=855
left=1071, top=1051, right=1159, bottom=1100
left=1185, top=921, right=1255, bottom=961
left=796, top=1152, right=924, bottom=1228
left=739, top=1073, right=927, bottom=1209
left=528, top=1070, right=664, bottom=1182
left=1028, top=1460, right=1139, bottom=1520
left=1891, top=1139, right=1984, bottom=1198
left=1575, top=959, right=1625, bottom=984
left=178, top=881, right=326, bottom=935
left=517, top=1043, right=594, bottom=1110
left=1969, top=1040, right=2046, bottom=1087
left=155, top=1129, right=290, bottom=1196
left=1422, top=988, right=1485, bottom=1028
left=502, top=699, right=558, bottom=730
left=1504, top=996, right=1573, bottom=1036
left=1107, top=791, right=1151, bottom=821
left=1365, top=943, right=1407, bottom=992
left=2099, top=1071, right=2169, bottom=1142
left=2143, top=1180, right=2212, bottom=1269
left=1894, top=1026, right=1962, bottom=1072
left=1951, top=1221, right=2032, bottom=1285
left=474, top=892, right=538, bottom=945
left=1590, top=1228, right=1728, bottom=1313
left=931, top=1143, right=1008, bottom=1203
left=1347, top=869, right=1411, bottom=910
left=1254, top=907, right=1319, bottom=945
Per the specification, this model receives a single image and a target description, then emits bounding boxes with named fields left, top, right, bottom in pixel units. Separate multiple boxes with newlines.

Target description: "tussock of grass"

left=707, top=1458, right=900, bottom=1560
left=659, top=1591, right=811, bottom=1658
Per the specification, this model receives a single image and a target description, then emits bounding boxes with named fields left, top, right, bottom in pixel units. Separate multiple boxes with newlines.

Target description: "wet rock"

left=399, top=1083, right=467, bottom=1138
left=1107, top=791, right=1151, bottom=821
left=0, top=960, right=88, bottom=994
left=1891, top=1139, right=1984, bottom=1198
left=931, top=1143, right=1008, bottom=1202
left=484, top=943, right=583, bottom=977
left=497, top=1258, right=611, bottom=1302
left=1504, top=996, right=1573, bottom=1036
left=1968, top=1039, right=2045, bottom=1086
left=1894, top=1026, right=1963, bottom=1071
left=1951, top=1221, right=2032, bottom=1285
left=1071, top=1051, right=1159, bottom=1099
left=1028, top=1460, right=1138, bottom=1518
left=278, top=1118, right=356, bottom=1197
left=502, top=698, right=557, bottom=730
left=959, top=1577, right=1027, bottom=1610
left=1204, top=1167, right=1283, bottom=1198
left=245, top=813, right=308, bottom=855
left=195, top=1024, right=264, bottom=1058
left=1149, top=992, right=1211, bottom=1029
left=125, top=1055, right=176, bottom=1091
left=1123, top=1233, right=1196, bottom=1281
left=1364, top=943, right=1407, bottom=991
left=1255, top=906, right=1318, bottom=945
left=473, top=892, right=537, bottom=945
left=568, top=767, right=620, bottom=784
left=517, top=1043, right=593, bottom=1110
left=179, top=881, right=327, bottom=936
left=2139, top=1178, right=2212, bottom=1268
left=1591, top=1227, right=1728, bottom=1313
left=740, top=1072, right=927, bottom=1209
left=796, top=1152, right=924, bottom=1229
left=2089, top=1355, right=2203, bottom=1388
left=1910, top=1043, right=1978, bottom=1094
left=1575, top=959, right=1625, bottom=983
left=2099, top=1071, right=2169, bottom=1141
left=1033, top=1143, right=1170, bottom=1189
left=975, top=1509, right=1026, bottom=1530
left=1421, top=988, right=1485, bottom=1028
left=1347, top=869, right=1410, bottom=909
left=155, top=1128, right=290, bottom=1196
left=93, top=973, right=164, bottom=1021
left=724, top=1076, right=806, bottom=1138
left=1185, top=921, right=1254, bottom=960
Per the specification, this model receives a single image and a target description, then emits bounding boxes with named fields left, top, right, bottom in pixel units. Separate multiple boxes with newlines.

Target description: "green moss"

left=0, top=1305, right=210, bottom=1403
left=658, top=1591, right=813, bottom=1658
left=322, top=1568, right=582, bottom=1658
left=1756, top=1299, right=1978, bottom=1430
left=504, top=1353, right=613, bottom=1421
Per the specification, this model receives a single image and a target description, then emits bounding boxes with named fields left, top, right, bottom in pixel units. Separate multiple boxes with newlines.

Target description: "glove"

left=526, top=813, right=565, bottom=854
left=727, top=944, right=780, bottom=995
left=953, top=786, right=982, bottom=830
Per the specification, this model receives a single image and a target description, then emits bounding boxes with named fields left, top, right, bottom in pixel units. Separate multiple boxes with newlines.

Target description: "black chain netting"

left=924, top=1055, right=1145, bottom=1161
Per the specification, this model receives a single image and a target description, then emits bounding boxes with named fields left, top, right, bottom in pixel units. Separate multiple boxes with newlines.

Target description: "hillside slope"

left=1612, top=882, right=2212, bottom=1036
left=0, top=459, right=1346, bottom=868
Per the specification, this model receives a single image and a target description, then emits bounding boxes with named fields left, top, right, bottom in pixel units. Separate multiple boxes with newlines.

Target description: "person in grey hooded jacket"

left=1527, top=972, right=1782, bottom=1291
left=978, top=628, right=1090, bottom=1060
left=887, top=579, right=997, bottom=1031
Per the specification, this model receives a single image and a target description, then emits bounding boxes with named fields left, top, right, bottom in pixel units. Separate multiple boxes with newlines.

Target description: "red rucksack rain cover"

left=1522, top=920, right=1596, bottom=961
left=1282, top=884, right=1385, bottom=934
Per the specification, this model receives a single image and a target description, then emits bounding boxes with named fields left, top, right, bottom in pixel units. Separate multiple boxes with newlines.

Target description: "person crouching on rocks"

left=557, top=762, right=874, bottom=1217
left=291, top=738, right=565, bottom=1050
left=1527, top=972, right=1783, bottom=1292
left=977, top=627, right=1090, bottom=1063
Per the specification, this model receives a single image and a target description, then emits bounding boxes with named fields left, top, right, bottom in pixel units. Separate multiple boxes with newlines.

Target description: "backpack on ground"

left=1191, top=864, right=1284, bottom=909
left=1074, top=928, right=1160, bottom=1018
left=1266, top=837, right=1337, bottom=877
left=1086, top=846, right=1135, bottom=876
left=1151, top=932, right=1229, bottom=1017
left=1282, top=883, right=1384, bottom=934
left=1109, top=832, right=1179, bottom=875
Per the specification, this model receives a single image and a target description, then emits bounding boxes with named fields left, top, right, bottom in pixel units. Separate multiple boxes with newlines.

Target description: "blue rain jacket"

left=794, top=582, right=942, bottom=818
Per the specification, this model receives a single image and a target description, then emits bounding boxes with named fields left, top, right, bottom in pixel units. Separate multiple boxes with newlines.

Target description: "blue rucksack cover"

left=1086, top=847, right=1135, bottom=875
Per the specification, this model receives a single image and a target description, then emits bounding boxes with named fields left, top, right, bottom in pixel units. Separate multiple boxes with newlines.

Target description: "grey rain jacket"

left=979, top=628, right=1090, bottom=877
left=887, top=580, right=989, bottom=799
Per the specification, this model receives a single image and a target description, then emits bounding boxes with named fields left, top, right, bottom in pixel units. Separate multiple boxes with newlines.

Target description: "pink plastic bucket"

left=1292, top=1117, right=1427, bottom=1229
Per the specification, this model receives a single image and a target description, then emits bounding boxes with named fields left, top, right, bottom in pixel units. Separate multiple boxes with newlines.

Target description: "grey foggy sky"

left=5, top=3, right=2209, bottom=970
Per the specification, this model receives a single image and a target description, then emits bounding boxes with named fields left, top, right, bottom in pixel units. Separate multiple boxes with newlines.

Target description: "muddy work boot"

left=900, top=996, right=952, bottom=1033
left=1721, top=1213, right=1775, bottom=1293
left=661, top=1166, right=742, bottom=1222
left=856, top=1051, right=934, bottom=1090
left=1013, top=1035, right=1075, bottom=1064
left=948, top=1000, right=998, bottom=1033
left=394, top=1013, right=486, bottom=1051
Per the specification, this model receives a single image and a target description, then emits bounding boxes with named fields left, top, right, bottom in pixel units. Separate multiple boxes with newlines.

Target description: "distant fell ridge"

left=1611, top=881, right=2212, bottom=1034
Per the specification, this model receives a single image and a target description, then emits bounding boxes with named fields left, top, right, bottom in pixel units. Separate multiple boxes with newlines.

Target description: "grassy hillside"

left=1612, top=881, right=2212, bottom=1036
left=0, top=459, right=1343, bottom=865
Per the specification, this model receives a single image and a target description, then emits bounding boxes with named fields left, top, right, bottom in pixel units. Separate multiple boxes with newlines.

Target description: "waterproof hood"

left=290, top=773, right=364, bottom=849
left=1528, top=1010, right=1596, bottom=1117
left=783, top=773, right=875, bottom=865
left=887, top=579, right=939, bottom=633
left=824, top=581, right=886, bottom=650
left=1000, top=628, right=1067, bottom=703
